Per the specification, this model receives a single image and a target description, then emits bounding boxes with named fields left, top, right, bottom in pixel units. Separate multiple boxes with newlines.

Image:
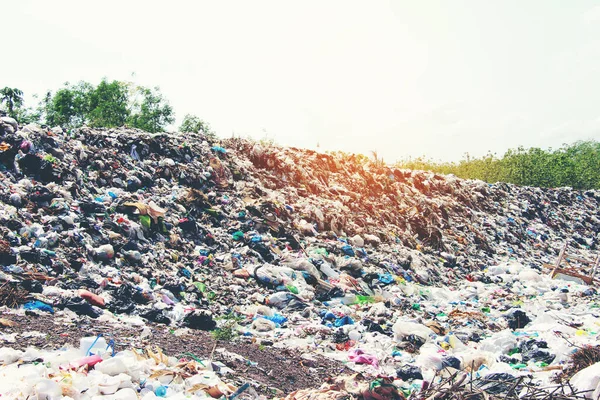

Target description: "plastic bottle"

left=323, top=295, right=356, bottom=306
left=68, top=354, right=103, bottom=369
left=319, top=261, right=340, bottom=279
left=80, top=336, right=108, bottom=356
left=155, top=385, right=168, bottom=397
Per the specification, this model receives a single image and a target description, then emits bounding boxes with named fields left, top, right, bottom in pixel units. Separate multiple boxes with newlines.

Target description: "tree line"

left=395, top=141, right=600, bottom=190
left=0, top=80, right=213, bottom=136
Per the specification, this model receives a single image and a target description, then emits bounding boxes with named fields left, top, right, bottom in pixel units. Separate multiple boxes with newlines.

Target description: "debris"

left=0, top=124, right=598, bottom=397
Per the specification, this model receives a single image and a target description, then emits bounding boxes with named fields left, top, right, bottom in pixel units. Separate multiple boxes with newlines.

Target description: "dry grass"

left=554, top=345, right=600, bottom=383
left=411, top=367, right=591, bottom=400
left=0, top=282, right=29, bottom=308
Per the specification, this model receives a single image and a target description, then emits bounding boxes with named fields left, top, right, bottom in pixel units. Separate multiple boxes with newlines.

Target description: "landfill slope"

left=0, top=123, right=599, bottom=399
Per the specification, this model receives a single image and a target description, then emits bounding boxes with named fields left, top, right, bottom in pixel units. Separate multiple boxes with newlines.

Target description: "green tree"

left=179, top=114, right=215, bottom=138
left=88, top=79, right=130, bottom=128
left=566, top=141, right=600, bottom=189
left=45, top=82, right=94, bottom=127
left=41, top=80, right=176, bottom=132
left=0, top=87, right=24, bottom=119
left=127, top=86, right=174, bottom=133
left=395, top=140, right=600, bottom=190
left=13, top=94, right=42, bottom=125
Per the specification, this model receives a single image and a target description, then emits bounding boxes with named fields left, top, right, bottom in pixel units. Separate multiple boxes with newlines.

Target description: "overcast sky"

left=5, top=1, right=600, bottom=162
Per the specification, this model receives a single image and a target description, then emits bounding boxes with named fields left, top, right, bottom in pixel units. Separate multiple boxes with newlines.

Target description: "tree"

left=394, top=140, right=600, bottom=190
left=0, top=87, right=24, bottom=119
left=45, top=82, right=93, bottom=127
left=13, top=93, right=42, bottom=125
left=1, top=80, right=216, bottom=138
left=88, top=79, right=130, bottom=128
left=40, top=80, right=175, bottom=132
left=179, top=114, right=215, bottom=138
left=127, top=86, right=174, bottom=133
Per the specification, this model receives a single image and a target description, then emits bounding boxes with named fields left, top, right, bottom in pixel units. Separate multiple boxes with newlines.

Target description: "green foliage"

left=0, top=87, right=42, bottom=124
left=0, top=81, right=192, bottom=135
left=88, top=79, right=130, bottom=128
left=210, top=326, right=236, bottom=341
left=13, top=95, right=42, bottom=125
left=179, top=114, right=215, bottom=138
left=0, top=87, right=24, bottom=118
left=211, top=312, right=242, bottom=341
left=127, top=86, right=174, bottom=133
left=215, top=311, right=244, bottom=323
left=395, top=141, right=600, bottom=190
left=45, top=82, right=93, bottom=127
left=13, top=107, right=41, bottom=125
left=38, top=79, right=174, bottom=132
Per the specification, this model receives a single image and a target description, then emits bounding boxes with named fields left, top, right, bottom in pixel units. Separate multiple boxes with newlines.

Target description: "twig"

left=209, top=340, right=217, bottom=363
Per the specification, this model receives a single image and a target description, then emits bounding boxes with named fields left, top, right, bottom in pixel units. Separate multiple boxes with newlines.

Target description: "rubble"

left=0, top=124, right=599, bottom=398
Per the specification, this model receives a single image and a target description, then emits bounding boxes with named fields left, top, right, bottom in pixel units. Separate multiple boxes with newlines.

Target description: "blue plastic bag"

left=211, top=146, right=227, bottom=154
left=24, top=301, right=54, bottom=314
left=378, top=273, right=394, bottom=284
left=341, top=245, right=355, bottom=257
left=334, top=315, right=355, bottom=327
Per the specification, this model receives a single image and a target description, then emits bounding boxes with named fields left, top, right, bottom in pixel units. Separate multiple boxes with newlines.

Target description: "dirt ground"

left=0, top=310, right=352, bottom=396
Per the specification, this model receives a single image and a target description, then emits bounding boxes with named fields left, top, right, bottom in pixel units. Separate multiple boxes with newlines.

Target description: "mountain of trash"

left=0, top=121, right=600, bottom=399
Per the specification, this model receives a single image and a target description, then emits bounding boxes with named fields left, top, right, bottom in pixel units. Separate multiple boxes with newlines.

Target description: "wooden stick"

left=551, top=242, right=567, bottom=278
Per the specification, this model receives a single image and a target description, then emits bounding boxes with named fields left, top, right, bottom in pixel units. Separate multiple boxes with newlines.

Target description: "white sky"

left=4, top=1, right=600, bottom=162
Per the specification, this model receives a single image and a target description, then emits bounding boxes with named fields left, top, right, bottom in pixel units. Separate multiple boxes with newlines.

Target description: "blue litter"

left=341, top=245, right=355, bottom=257
left=321, top=311, right=336, bottom=321
left=229, top=383, right=250, bottom=400
left=181, top=268, right=191, bottom=278
left=260, top=313, right=287, bottom=325
left=24, top=301, right=54, bottom=314
left=334, top=315, right=354, bottom=327
left=378, top=273, right=394, bottom=284
left=155, top=385, right=168, bottom=397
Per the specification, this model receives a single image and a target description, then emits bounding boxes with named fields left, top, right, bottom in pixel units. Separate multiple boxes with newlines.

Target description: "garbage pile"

left=0, top=337, right=260, bottom=399
left=0, top=123, right=599, bottom=398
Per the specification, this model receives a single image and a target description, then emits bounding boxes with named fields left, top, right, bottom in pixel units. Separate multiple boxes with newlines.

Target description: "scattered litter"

left=0, top=124, right=599, bottom=398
